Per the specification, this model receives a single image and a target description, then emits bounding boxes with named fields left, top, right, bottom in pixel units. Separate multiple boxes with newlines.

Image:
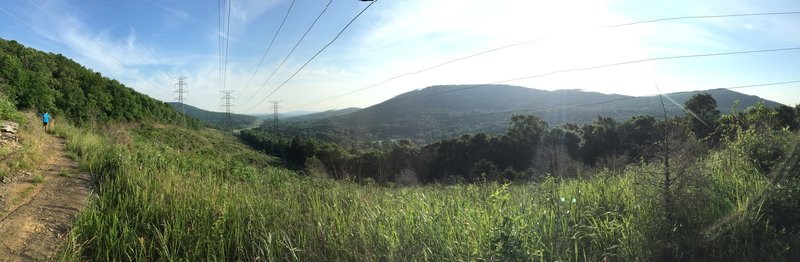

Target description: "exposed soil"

left=0, top=135, right=93, bottom=261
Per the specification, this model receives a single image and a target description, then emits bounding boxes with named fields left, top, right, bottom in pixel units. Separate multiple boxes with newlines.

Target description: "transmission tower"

left=174, top=76, right=188, bottom=112
left=269, top=100, right=281, bottom=131
left=174, top=76, right=188, bottom=103
left=220, top=90, right=235, bottom=130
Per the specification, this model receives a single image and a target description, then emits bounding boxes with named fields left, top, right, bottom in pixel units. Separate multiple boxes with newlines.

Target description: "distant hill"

left=168, top=102, right=259, bottom=130
left=252, top=111, right=319, bottom=120
left=282, top=85, right=783, bottom=143
left=286, top=108, right=361, bottom=122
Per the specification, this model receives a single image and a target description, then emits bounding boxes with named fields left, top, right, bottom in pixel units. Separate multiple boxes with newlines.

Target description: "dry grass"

left=0, top=112, right=50, bottom=177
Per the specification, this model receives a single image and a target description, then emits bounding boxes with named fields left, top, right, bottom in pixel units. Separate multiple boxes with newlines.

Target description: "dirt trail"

left=0, top=134, right=93, bottom=261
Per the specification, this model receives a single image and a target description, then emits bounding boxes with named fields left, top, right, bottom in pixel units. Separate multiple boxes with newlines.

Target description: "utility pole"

left=270, top=100, right=281, bottom=131
left=221, top=90, right=235, bottom=130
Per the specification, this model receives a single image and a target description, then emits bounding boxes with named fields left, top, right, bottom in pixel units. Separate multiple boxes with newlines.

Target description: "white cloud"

left=231, top=0, right=282, bottom=24
left=283, top=0, right=800, bottom=111
left=163, top=7, right=190, bottom=19
left=7, top=0, right=797, bottom=112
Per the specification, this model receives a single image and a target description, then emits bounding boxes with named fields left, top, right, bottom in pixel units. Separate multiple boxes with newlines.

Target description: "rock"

left=0, top=121, right=18, bottom=134
left=1, top=176, right=9, bottom=183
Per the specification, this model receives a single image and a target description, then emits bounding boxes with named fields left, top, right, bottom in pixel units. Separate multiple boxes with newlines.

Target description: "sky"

left=0, top=0, right=798, bottom=114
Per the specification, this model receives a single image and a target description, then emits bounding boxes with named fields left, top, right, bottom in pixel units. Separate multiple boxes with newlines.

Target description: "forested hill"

left=168, top=102, right=259, bottom=129
left=285, top=84, right=782, bottom=142
left=285, top=107, right=361, bottom=122
left=0, top=38, right=197, bottom=126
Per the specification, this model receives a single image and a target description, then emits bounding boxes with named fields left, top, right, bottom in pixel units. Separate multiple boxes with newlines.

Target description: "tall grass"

left=56, top=122, right=794, bottom=261
left=0, top=111, right=49, bottom=178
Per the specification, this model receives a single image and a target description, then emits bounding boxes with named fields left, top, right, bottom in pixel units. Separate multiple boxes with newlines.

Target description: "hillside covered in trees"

left=243, top=93, right=800, bottom=185
left=0, top=38, right=197, bottom=126
left=276, top=84, right=783, bottom=143
left=168, top=102, right=259, bottom=130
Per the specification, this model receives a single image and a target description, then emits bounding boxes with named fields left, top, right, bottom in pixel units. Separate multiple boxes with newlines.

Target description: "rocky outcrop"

left=0, top=121, right=19, bottom=148
left=0, top=121, right=18, bottom=134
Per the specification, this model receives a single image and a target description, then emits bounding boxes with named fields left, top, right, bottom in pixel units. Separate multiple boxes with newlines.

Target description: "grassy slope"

left=53, top=120, right=797, bottom=261
left=0, top=98, right=48, bottom=179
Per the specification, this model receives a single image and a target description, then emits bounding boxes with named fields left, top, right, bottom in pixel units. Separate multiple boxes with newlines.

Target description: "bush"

left=0, top=94, right=24, bottom=123
left=763, top=177, right=800, bottom=235
left=731, top=129, right=792, bottom=175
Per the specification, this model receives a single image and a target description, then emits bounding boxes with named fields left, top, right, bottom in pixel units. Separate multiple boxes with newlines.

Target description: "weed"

left=11, top=186, right=34, bottom=206
left=31, top=175, right=44, bottom=185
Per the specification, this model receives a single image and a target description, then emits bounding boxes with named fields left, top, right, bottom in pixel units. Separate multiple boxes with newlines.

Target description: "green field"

left=53, top=120, right=799, bottom=261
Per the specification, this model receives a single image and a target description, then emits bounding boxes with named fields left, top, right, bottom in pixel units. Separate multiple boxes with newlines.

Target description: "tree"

left=775, top=105, right=798, bottom=131
left=577, top=116, right=620, bottom=165
left=743, top=102, right=777, bottom=132
left=620, top=114, right=659, bottom=161
left=505, top=115, right=546, bottom=169
left=684, top=93, right=720, bottom=141
left=0, top=38, right=200, bottom=127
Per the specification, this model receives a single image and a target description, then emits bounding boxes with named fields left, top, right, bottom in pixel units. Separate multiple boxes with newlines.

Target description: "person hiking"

left=42, top=112, right=50, bottom=132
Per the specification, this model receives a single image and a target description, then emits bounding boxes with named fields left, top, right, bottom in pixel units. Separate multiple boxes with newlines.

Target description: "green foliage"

left=31, top=174, right=44, bottom=185
left=169, top=102, right=259, bottom=130
left=745, top=102, right=779, bottom=131
left=684, top=92, right=721, bottom=141
left=54, top=115, right=800, bottom=260
left=775, top=105, right=799, bottom=130
left=0, top=93, right=24, bottom=122
left=620, top=114, right=659, bottom=161
left=731, top=129, right=792, bottom=175
left=278, top=85, right=780, bottom=144
left=577, top=116, right=621, bottom=164
left=0, top=38, right=200, bottom=127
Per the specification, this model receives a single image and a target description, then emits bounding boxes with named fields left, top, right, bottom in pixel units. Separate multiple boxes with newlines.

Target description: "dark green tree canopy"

left=0, top=38, right=199, bottom=127
left=684, top=92, right=720, bottom=140
left=775, top=105, right=798, bottom=131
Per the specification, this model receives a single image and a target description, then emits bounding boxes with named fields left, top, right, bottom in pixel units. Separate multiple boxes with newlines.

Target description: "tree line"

left=241, top=92, right=800, bottom=185
left=0, top=38, right=200, bottom=127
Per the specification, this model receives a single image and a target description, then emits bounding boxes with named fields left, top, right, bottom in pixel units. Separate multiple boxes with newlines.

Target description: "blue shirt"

left=43, top=113, right=50, bottom=123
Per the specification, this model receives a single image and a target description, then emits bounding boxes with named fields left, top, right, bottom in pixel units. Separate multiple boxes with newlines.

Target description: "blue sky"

left=1, top=0, right=798, bottom=114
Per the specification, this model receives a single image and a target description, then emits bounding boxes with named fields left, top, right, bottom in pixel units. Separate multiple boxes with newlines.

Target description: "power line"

left=222, top=0, right=233, bottom=92
left=449, top=79, right=800, bottom=120
left=241, top=0, right=333, bottom=107
left=96, top=0, right=176, bottom=80
left=20, top=0, right=170, bottom=96
left=244, top=0, right=376, bottom=113
left=370, top=47, right=800, bottom=107
left=239, top=0, right=297, bottom=96
left=219, top=0, right=224, bottom=92
left=607, top=11, right=800, bottom=27
left=0, top=6, right=36, bottom=29
left=287, top=10, right=800, bottom=110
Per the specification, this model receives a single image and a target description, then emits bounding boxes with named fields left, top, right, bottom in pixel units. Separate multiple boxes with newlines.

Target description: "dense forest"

left=0, top=38, right=199, bottom=127
left=241, top=93, right=800, bottom=185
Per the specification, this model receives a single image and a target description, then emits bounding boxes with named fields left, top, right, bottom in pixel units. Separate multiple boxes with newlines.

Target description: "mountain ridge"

left=168, top=102, right=259, bottom=129
left=281, top=85, right=783, bottom=143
